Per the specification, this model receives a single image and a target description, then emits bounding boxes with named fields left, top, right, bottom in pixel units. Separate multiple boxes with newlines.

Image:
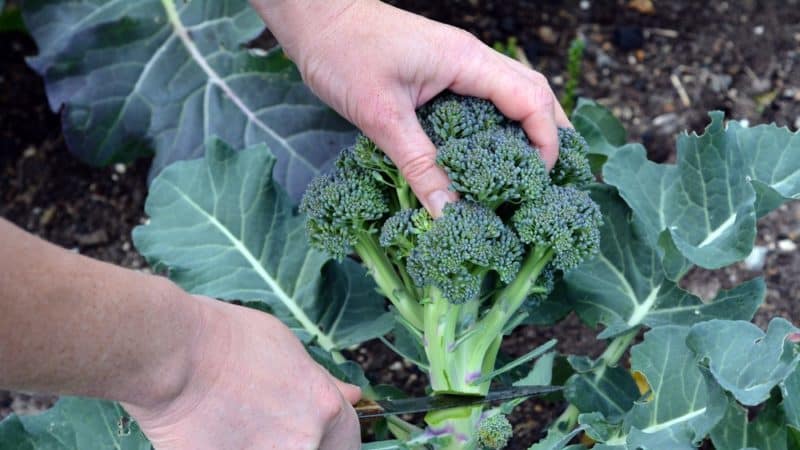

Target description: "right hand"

left=124, top=296, right=362, bottom=450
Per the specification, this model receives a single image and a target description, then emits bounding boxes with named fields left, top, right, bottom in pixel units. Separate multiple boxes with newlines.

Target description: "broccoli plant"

left=2, top=1, right=800, bottom=447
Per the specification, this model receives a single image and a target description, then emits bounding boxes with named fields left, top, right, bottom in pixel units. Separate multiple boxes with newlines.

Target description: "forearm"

left=249, top=0, right=362, bottom=61
left=0, top=218, right=201, bottom=410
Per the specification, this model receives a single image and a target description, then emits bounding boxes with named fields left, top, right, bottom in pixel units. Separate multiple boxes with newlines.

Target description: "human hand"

left=251, top=0, right=571, bottom=216
left=123, top=296, right=362, bottom=450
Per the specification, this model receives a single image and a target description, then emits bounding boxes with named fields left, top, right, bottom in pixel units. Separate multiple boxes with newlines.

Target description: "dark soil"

left=2, top=1, right=799, bottom=448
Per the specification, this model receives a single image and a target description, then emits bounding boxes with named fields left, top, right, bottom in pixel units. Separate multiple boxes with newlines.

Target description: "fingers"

left=361, top=105, right=457, bottom=217
left=332, top=378, right=362, bottom=405
left=449, top=45, right=565, bottom=170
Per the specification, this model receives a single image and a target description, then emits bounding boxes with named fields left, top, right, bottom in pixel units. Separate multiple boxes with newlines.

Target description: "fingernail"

left=427, top=190, right=452, bottom=217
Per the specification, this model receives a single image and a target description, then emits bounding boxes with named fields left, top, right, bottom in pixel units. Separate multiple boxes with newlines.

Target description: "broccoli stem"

left=424, top=404, right=484, bottom=450
left=354, top=233, right=423, bottom=330
left=480, top=246, right=554, bottom=339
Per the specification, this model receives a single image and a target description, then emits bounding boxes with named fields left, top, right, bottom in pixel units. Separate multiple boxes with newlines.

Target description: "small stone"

left=389, top=361, right=403, bottom=371
left=635, top=49, right=645, bottom=62
left=114, top=163, right=127, bottom=174
left=753, top=25, right=764, bottom=35
left=75, top=229, right=109, bottom=247
left=23, top=146, right=36, bottom=158
left=537, top=26, right=557, bottom=45
left=580, top=0, right=591, bottom=10
left=794, top=117, right=800, bottom=130
left=743, top=245, right=768, bottom=271
left=628, top=0, right=655, bottom=14
left=39, top=206, right=56, bottom=227
left=777, top=239, right=797, bottom=252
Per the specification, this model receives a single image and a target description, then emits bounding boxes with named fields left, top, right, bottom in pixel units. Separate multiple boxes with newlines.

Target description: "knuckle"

left=356, top=95, right=401, bottom=136
left=399, top=152, right=437, bottom=182
left=316, top=384, right=346, bottom=423
left=531, top=83, right=555, bottom=109
left=529, top=71, right=548, bottom=85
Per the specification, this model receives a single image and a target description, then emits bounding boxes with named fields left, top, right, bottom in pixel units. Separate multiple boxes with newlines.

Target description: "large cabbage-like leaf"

left=563, top=355, right=639, bottom=420
left=710, top=399, right=787, bottom=450
left=622, top=326, right=728, bottom=449
left=566, top=186, right=763, bottom=338
left=783, top=368, right=800, bottom=436
left=687, top=318, right=800, bottom=406
left=571, top=98, right=627, bottom=158
left=0, top=397, right=150, bottom=450
left=22, top=0, right=355, bottom=201
left=133, top=139, right=391, bottom=351
left=604, top=112, right=800, bottom=275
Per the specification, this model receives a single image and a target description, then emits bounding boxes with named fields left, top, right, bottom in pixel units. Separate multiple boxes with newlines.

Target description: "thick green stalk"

left=423, top=289, right=491, bottom=395
left=424, top=405, right=484, bottom=450
left=354, top=233, right=423, bottom=330
left=481, top=246, right=553, bottom=341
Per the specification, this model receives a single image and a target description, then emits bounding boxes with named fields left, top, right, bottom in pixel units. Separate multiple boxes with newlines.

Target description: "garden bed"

left=1, top=1, right=799, bottom=448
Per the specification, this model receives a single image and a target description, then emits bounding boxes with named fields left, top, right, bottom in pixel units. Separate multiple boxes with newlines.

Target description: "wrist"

left=116, top=277, right=207, bottom=411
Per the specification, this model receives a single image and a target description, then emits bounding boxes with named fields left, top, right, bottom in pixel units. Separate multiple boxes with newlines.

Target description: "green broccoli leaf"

left=22, top=0, right=355, bottom=201
left=0, top=397, right=150, bottom=450
left=732, top=120, right=800, bottom=216
left=133, top=138, right=392, bottom=351
left=782, top=367, right=800, bottom=437
left=566, top=186, right=763, bottom=338
left=710, top=398, right=787, bottom=450
left=563, top=355, right=639, bottom=420
left=527, top=427, right=585, bottom=450
left=604, top=112, right=800, bottom=278
left=571, top=98, right=627, bottom=158
left=687, top=318, right=800, bottom=406
left=623, top=326, right=728, bottom=449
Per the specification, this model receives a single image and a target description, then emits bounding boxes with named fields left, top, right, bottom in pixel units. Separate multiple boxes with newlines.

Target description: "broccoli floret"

left=299, top=162, right=389, bottom=259
left=421, top=94, right=505, bottom=145
left=512, top=185, right=602, bottom=271
left=477, top=414, right=513, bottom=449
left=379, top=208, right=432, bottom=258
left=437, top=128, right=548, bottom=207
left=406, top=201, right=523, bottom=304
left=551, top=127, right=594, bottom=187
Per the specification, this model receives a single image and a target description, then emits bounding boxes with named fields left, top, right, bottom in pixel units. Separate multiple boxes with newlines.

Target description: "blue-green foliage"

left=477, top=414, right=514, bottom=449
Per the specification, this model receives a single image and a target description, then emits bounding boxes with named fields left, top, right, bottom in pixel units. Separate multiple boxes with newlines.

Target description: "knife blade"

left=355, top=385, right=561, bottom=420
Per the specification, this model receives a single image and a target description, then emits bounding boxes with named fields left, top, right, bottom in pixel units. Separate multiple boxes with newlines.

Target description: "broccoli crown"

left=299, top=153, right=389, bottom=258
left=420, top=94, right=505, bottom=145
left=551, top=127, right=594, bottom=188
left=477, top=414, right=513, bottom=449
left=407, top=201, right=523, bottom=304
left=512, top=185, right=602, bottom=271
left=437, top=128, right=548, bottom=205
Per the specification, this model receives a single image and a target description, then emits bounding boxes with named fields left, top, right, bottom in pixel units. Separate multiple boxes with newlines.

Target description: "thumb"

left=332, top=378, right=362, bottom=405
left=363, top=111, right=457, bottom=217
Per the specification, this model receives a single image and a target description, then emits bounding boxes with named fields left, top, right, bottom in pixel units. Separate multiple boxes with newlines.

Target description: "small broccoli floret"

left=421, top=94, right=505, bottom=145
left=437, top=128, right=548, bottom=207
left=380, top=208, right=432, bottom=258
left=477, top=414, right=513, bottom=449
left=551, top=127, right=594, bottom=188
left=407, top=201, right=523, bottom=304
left=512, top=185, right=602, bottom=271
left=299, top=162, right=389, bottom=259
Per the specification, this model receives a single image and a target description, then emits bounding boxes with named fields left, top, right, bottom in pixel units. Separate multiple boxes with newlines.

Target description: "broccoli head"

left=406, top=201, right=523, bottom=304
left=477, top=414, right=513, bottom=449
left=512, top=185, right=602, bottom=271
left=437, top=128, right=548, bottom=207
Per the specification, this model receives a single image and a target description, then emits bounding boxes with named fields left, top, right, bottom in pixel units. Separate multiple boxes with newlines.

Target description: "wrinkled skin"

left=125, top=297, right=363, bottom=450
left=252, top=0, right=571, bottom=216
